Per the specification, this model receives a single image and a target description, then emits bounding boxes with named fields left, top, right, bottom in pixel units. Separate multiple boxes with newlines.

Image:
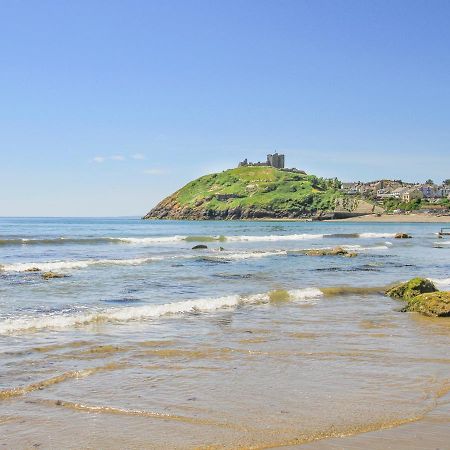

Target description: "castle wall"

left=239, top=153, right=285, bottom=169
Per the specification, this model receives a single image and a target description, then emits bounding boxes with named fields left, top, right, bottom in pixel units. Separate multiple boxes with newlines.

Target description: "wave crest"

left=0, top=288, right=323, bottom=334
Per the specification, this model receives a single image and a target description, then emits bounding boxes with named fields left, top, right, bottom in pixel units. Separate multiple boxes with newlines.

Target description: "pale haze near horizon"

left=1, top=0, right=449, bottom=216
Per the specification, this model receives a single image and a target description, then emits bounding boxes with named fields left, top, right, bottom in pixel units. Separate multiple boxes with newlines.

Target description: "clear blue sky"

left=1, top=0, right=449, bottom=216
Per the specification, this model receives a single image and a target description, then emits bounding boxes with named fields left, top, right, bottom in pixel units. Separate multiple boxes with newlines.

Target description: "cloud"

left=92, top=153, right=145, bottom=164
left=143, top=168, right=170, bottom=175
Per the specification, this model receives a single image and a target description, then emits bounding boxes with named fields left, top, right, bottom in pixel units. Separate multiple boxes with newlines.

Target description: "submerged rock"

left=394, top=233, right=412, bottom=239
left=192, top=244, right=208, bottom=250
left=305, top=247, right=357, bottom=257
left=25, top=267, right=41, bottom=272
left=407, top=292, right=450, bottom=317
left=385, top=277, right=437, bottom=301
left=41, top=272, right=66, bottom=280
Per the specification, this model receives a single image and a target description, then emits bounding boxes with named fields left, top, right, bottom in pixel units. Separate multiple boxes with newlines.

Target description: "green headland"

left=143, top=166, right=381, bottom=220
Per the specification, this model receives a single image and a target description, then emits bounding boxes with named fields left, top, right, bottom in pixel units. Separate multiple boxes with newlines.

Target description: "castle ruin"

left=238, top=152, right=285, bottom=169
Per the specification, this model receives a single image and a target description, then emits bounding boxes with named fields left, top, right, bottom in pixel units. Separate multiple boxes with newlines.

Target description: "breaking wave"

left=0, top=232, right=398, bottom=247
left=0, top=250, right=289, bottom=273
left=357, top=232, right=397, bottom=238
left=0, top=236, right=188, bottom=246
left=0, top=257, right=164, bottom=273
left=213, top=250, right=287, bottom=260
left=1, top=243, right=391, bottom=273
left=429, top=277, right=450, bottom=290
left=0, top=288, right=323, bottom=334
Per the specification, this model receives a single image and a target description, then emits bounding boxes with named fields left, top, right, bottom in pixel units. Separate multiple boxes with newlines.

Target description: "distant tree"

left=443, top=179, right=450, bottom=186
left=425, top=179, right=434, bottom=185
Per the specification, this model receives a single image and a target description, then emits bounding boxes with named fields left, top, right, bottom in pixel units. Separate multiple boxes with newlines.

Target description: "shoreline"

left=329, top=213, right=450, bottom=223
left=143, top=214, right=450, bottom=223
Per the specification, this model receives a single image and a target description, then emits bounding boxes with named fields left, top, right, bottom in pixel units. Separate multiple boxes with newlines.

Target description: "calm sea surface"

left=1, top=217, right=449, bottom=448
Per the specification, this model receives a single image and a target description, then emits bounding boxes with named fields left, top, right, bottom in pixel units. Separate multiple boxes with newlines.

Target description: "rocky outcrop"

left=385, top=278, right=450, bottom=317
left=394, top=233, right=412, bottom=239
left=305, top=247, right=357, bottom=257
left=385, top=277, right=437, bottom=301
left=144, top=194, right=322, bottom=220
left=407, top=292, right=450, bottom=317
left=41, top=272, right=66, bottom=280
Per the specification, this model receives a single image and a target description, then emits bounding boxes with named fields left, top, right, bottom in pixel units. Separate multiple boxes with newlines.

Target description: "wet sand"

left=296, top=400, right=450, bottom=449
left=1, top=297, right=449, bottom=449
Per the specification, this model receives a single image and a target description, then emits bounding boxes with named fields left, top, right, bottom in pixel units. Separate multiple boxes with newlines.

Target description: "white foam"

left=216, top=250, right=288, bottom=260
left=0, top=288, right=323, bottom=334
left=287, top=288, right=324, bottom=301
left=114, top=236, right=187, bottom=244
left=0, top=249, right=293, bottom=273
left=359, top=245, right=390, bottom=251
left=358, top=233, right=397, bottom=238
left=429, top=277, right=450, bottom=290
left=341, top=245, right=363, bottom=250
left=0, top=257, right=161, bottom=273
left=226, top=234, right=324, bottom=242
left=223, top=232, right=395, bottom=241
left=2, top=260, right=93, bottom=272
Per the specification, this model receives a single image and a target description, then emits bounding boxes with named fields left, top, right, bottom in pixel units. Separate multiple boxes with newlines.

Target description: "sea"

left=1, top=217, right=449, bottom=448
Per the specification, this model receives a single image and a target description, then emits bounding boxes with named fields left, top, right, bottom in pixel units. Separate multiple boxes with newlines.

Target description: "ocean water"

left=0, top=217, right=449, bottom=448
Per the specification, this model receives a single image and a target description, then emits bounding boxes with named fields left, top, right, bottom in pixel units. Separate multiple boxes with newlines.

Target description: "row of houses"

left=376, top=186, right=423, bottom=202
left=341, top=180, right=450, bottom=201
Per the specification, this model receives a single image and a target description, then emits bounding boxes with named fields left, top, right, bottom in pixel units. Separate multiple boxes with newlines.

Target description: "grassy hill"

left=143, top=166, right=344, bottom=220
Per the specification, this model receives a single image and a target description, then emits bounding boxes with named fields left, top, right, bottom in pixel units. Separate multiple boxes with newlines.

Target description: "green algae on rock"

left=407, top=292, right=450, bottom=317
left=385, top=277, right=437, bottom=301
left=41, top=272, right=67, bottom=280
left=305, top=247, right=358, bottom=257
left=385, top=277, right=450, bottom=317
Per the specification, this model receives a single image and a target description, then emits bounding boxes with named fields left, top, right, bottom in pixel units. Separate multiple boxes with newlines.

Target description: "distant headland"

left=143, top=153, right=450, bottom=221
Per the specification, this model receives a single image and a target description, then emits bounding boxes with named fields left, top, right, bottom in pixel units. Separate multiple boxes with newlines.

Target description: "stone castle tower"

left=267, top=153, right=285, bottom=169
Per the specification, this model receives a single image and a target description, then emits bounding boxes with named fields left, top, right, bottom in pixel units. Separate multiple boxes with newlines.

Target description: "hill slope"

left=143, top=166, right=347, bottom=220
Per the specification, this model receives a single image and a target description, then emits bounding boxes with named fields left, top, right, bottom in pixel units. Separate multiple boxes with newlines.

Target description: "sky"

left=1, top=0, right=449, bottom=216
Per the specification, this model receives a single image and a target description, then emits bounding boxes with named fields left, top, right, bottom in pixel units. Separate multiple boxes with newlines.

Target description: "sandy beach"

left=332, top=214, right=450, bottom=223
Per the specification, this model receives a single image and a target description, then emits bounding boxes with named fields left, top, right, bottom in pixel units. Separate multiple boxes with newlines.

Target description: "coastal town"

left=340, top=179, right=450, bottom=215
left=237, top=152, right=450, bottom=217
left=239, top=151, right=450, bottom=219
